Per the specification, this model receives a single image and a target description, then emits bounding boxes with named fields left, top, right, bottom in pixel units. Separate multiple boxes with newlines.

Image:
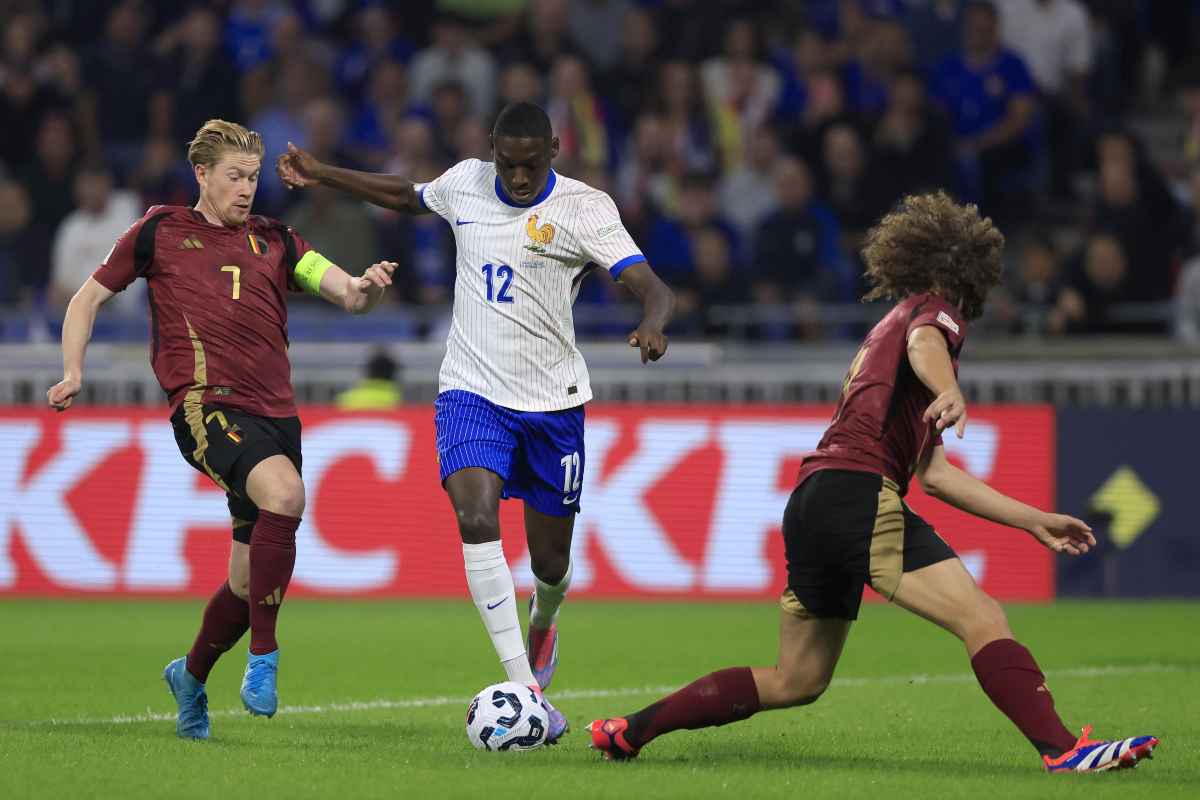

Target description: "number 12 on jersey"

left=481, top=263, right=514, bottom=303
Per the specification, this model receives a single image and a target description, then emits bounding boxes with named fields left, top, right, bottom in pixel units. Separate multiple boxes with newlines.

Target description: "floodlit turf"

left=1, top=599, right=1196, bottom=799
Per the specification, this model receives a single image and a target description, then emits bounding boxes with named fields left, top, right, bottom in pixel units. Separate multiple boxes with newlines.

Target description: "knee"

left=228, top=575, right=250, bottom=600
left=455, top=506, right=500, bottom=544
left=228, top=555, right=250, bottom=599
left=258, top=475, right=306, bottom=518
left=766, top=669, right=831, bottom=709
left=963, top=593, right=1012, bottom=644
left=531, top=551, right=569, bottom=585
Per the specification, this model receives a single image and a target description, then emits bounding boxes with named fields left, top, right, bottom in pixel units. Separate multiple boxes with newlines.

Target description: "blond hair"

left=187, top=119, right=264, bottom=167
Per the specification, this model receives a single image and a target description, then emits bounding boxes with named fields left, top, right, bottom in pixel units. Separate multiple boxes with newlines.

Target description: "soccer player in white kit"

left=277, top=103, right=675, bottom=741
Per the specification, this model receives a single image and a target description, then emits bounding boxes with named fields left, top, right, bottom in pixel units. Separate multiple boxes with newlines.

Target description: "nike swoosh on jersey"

left=486, top=597, right=508, bottom=610
left=455, top=219, right=476, bottom=226
left=562, top=494, right=579, bottom=505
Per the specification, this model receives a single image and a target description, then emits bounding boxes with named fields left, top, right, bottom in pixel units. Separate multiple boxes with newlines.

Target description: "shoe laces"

left=244, top=658, right=276, bottom=694
left=181, top=688, right=208, bottom=723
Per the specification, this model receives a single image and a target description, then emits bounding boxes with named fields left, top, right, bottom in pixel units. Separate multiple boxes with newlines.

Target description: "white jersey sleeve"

left=576, top=191, right=646, bottom=279
left=417, top=159, right=482, bottom=222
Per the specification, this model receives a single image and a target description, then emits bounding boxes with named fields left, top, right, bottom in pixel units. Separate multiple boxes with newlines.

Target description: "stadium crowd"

left=2, top=0, right=1200, bottom=340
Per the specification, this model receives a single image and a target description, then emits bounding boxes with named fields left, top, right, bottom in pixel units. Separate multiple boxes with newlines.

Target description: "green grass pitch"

left=1, top=599, right=1196, bottom=799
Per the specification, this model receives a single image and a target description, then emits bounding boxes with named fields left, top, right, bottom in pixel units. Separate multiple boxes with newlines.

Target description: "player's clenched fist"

left=47, top=376, right=82, bottom=412
left=628, top=325, right=669, bottom=364
left=276, top=142, right=323, bottom=189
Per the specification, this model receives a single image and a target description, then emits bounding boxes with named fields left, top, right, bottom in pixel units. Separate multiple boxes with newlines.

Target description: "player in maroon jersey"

left=46, top=120, right=397, bottom=739
left=589, top=192, right=1158, bottom=772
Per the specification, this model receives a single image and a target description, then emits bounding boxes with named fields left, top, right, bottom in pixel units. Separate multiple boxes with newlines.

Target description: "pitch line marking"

left=28, top=663, right=1194, bottom=728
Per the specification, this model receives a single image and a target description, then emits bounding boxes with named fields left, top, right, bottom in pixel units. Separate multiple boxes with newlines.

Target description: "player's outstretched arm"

left=315, top=260, right=398, bottom=315
left=907, top=325, right=967, bottom=438
left=276, top=143, right=427, bottom=215
left=619, top=261, right=674, bottom=364
left=916, top=447, right=1096, bottom=555
left=48, top=277, right=115, bottom=411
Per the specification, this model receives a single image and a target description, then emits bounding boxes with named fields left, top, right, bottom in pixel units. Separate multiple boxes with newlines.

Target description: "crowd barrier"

left=0, top=406, right=1054, bottom=599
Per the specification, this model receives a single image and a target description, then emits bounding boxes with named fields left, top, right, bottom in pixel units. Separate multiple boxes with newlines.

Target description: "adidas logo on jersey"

left=178, top=236, right=204, bottom=250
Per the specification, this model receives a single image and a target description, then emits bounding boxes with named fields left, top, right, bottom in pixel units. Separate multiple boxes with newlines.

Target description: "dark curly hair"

left=861, top=191, right=1004, bottom=320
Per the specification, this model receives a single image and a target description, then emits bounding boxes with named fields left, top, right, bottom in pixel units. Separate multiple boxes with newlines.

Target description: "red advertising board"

left=0, top=406, right=1054, bottom=599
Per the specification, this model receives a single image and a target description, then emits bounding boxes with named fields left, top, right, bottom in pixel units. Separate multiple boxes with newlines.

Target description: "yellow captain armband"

left=293, top=251, right=335, bottom=296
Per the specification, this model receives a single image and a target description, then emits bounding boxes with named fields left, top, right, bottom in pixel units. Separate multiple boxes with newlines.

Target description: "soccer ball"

left=465, top=681, right=548, bottom=751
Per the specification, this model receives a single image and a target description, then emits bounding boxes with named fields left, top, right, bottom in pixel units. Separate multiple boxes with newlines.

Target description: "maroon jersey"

left=93, top=206, right=314, bottom=417
left=796, top=293, right=968, bottom=494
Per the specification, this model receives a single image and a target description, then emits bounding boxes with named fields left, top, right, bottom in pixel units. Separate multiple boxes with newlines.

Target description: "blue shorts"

left=435, top=390, right=585, bottom=517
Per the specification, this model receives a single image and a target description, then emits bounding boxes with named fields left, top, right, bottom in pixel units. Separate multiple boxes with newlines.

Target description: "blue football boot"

left=240, top=649, right=279, bottom=717
left=163, top=656, right=209, bottom=740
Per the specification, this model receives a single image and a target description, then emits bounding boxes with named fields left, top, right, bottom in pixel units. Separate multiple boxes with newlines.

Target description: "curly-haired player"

left=589, top=193, right=1159, bottom=773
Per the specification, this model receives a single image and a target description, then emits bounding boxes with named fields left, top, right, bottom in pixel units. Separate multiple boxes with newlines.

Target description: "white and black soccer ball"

left=465, top=681, right=548, bottom=751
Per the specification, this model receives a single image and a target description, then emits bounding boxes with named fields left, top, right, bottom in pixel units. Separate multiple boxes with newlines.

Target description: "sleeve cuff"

left=416, top=184, right=428, bottom=211
left=609, top=253, right=647, bottom=279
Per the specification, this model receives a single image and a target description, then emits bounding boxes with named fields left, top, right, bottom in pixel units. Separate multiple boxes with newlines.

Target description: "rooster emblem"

left=524, top=215, right=555, bottom=253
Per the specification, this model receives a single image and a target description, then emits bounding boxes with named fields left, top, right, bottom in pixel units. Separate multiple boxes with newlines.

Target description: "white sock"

left=530, top=559, right=572, bottom=629
left=463, top=541, right=536, bottom=686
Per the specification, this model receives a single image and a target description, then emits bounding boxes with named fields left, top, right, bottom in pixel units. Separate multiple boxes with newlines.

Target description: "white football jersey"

left=419, top=159, right=646, bottom=411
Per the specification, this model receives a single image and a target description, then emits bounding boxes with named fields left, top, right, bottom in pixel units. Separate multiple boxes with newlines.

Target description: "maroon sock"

left=248, top=510, right=299, bottom=655
left=626, top=667, right=761, bottom=747
left=185, top=582, right=249, bottom=683
left=971, top=638, right=1077, bottom=757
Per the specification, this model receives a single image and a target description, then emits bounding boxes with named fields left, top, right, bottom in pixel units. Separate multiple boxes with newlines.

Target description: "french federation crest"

left=524, top=215, right=555, bottom=254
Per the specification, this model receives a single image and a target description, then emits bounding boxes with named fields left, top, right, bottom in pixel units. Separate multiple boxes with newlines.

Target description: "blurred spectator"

left=80, top=0, right=171, bottom=175
left=1090, top=130, right=1185, bottom=303
left=903, top=0, right=961, bottom=72
left=871, top=70, right=956, bottom=202
left=597, top=7, right=660, bottom=129
left=615, top=113, right=676, bottom=227
left=993, top=230, right=1069, bottom=334
left=644, top=171, right=739, bottom=282
left=931, top=0, right=1037, bottom=225
left=497, top=62, right=546, bottom=111
left=785, top=67, right=860, bottom=170
left=249, top=58, right=328, bottom=213
left=129, top=136, right=193, bottom=207
left=1000, top=0, right=1093, bottom=199
left=0, top=13, right=76, bottom=170
left=841, top=17, right=912, bottom=115
left=50, top=162, right=142, bottom=313
left=547, top=55, right=611, bottom=173
left=334, top=4, right=415, bottom=101
left=155, top=6, right=240, bottom=142
left=410, top=14, right=496, bottom=118
left=19, top=113, right=80, bottom=285
left=651, top=61, right=717, bottom=173
left=336, top=349, right=403, bottom=409
left=428, top=81, right=474, bottom=163
left=701, top=18, right=781, bottom=169
left=752, top=157, right=844, bottom=305
left=772, top=26, right=829, bottom=123
left=454, top=117, right=492, bottom=162
left=284, top=185, right=381, bottom=287
left=1055, top=233, right=1159, bottom=334
left=226, top=0, right=290, bottom=72
left=568, top=0, right=631, bottom=72
left=381, top=117, right=454, bottom=303
left=502, top=0, right=584, bottom=73
left=346, top=59, right=411, bottom=168
left=676, top=226, right=749, bottom=336
left=0, top=181, right=37, bottom=306
left=719, top=125, right=783, bottom=239
left=820, top=122, right=894, bottom=239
